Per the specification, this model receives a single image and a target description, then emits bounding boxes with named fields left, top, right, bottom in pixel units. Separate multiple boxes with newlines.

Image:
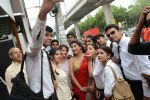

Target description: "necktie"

left=117, top=46, right=126, bottom=79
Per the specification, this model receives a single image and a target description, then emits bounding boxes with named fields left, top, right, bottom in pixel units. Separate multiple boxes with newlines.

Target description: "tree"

left=125, top=0, right=150, bottom=28
left=95, top=8, right=106, bottom=32
left=111, top=5, right=127, bottom=24
left=68, top=0, right=150, bottom=34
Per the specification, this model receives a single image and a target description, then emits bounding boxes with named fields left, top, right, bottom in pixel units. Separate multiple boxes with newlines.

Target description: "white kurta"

left=5, top=61, right=28, bottom=93
left=59, top=59, right=72, bottom=89
left=93, top=57, right=105, bottom=89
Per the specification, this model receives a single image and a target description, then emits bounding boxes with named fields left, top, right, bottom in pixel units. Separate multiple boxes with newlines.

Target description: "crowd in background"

left=4, top=1, right=150, bottom=100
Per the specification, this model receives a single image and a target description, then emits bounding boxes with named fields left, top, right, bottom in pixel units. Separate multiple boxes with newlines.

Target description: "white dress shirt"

left=119, top=36, right=150, bottom=97
left=104, top=60, right=123, bottom=97
left=25, top=18, right=54, bottom=99
left=92, top=57, right=104, bottom=89
left=106, top=40, right=119, bottom=59
left=68, top=47, right=73, bottom=56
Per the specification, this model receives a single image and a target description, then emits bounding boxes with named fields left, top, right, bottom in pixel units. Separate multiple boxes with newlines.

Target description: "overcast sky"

left=24, top=0, right=135, bottom=29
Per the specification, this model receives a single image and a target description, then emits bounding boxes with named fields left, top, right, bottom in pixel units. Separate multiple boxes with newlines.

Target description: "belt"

left=97, top=88, right=104, bottom=92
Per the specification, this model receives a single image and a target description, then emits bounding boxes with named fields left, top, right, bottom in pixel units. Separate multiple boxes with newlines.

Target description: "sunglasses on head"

left=106, top=31, right=116, bottom=37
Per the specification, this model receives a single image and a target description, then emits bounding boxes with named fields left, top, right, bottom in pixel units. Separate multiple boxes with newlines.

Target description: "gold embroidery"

left=73, top=57, right=82, bottom=73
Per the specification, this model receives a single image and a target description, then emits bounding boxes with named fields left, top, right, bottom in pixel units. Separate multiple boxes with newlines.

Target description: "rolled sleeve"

left=27, top=18, right=46, bottom=56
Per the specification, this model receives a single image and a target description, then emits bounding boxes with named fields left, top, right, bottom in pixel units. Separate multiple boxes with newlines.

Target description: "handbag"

left=107, top=65, right=135, bottom=100
left=10, top=51, right=45, bottom=100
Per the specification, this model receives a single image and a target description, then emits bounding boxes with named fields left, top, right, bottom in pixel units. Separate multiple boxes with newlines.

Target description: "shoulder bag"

left=10, top=51, right=44, bottom=100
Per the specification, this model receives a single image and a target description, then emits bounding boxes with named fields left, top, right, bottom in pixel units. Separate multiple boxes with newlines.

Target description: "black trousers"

left=97, top=88, right=104, bottom=100
left=126, top=79, right=143, bottom=100
left=47, top=93, right=58, bottom=100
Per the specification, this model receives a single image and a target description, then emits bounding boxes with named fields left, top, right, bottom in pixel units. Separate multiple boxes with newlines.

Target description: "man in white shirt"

left=94, top=34, right=119, bottom=59
left=104, top=24, right=150, bottom=100
left=66, top=32, right=77, bottom=57
left=44, top=26, right=53, bottom=52
left=25, top=0, right=63, bottom=99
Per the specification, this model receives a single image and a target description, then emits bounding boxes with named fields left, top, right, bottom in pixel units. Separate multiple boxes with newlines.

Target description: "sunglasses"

left=106, top=31, right=116, bottom=37
left=52, top=43, right=58, bottom=46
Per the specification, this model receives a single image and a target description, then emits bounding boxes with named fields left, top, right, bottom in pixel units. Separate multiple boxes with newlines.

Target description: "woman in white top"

left=97, top=46, right=123, bottom=100
left=59, top=45, right=72, bottom=89
left=85, top=44, right=104, bottom=100
left=49, top=48, right=72, bottom=100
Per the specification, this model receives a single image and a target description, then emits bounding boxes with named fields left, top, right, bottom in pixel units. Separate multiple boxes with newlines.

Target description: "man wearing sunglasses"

left=51, top=39, right=59, bottom=49
left=105, top=24, right=150, bottom=100
left=128, top=6, right=150, bottom=55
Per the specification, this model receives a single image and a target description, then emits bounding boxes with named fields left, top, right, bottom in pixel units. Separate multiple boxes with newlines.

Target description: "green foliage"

left=69, top=0, right=150, bottom=34
left=95, top=8, right=106, bottom=32
left=111, top=5, right=127, bottom=24
left=79, top=15, right=97, bottom=33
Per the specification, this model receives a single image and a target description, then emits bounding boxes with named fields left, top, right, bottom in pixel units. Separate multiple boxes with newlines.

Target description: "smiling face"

left=105, top=28, right=122, bottom=43
left=71, top=42, right=82, bottom=55
left=44, top=32, right=52, bottom=47
left=53, top=50, right=62, bottom=64
left=60, top=47, right=68, bottom=59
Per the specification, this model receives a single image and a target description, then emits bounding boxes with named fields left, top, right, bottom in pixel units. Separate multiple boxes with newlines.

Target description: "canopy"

left=0, top=0, right=15, bottom=21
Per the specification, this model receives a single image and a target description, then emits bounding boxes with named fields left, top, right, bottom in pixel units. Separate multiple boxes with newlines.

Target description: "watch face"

left=142, top=73, right=150, bottom=78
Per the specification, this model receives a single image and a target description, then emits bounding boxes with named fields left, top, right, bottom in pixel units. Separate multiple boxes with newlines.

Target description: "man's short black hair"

left=94, top=34, right=105, bottom=39
left=51, top=39, right=59, bottom=45
left=66, top=32, right=77, bottom=38
left=46, top=26, right=53, bottom=33
left=104, top=24, right=120, bottom=33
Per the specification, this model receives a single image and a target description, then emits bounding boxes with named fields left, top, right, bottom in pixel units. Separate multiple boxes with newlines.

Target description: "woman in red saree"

left=69, top=40, right=89, bottom=100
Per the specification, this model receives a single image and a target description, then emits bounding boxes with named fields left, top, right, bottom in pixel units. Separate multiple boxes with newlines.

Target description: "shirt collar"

left=118, top=35, right=126, bottom=47
left=106, top=59, right=113, bottom=66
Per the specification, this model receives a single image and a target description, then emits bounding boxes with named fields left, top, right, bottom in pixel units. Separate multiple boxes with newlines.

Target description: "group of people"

left=4, top=0, right=150, bottom=100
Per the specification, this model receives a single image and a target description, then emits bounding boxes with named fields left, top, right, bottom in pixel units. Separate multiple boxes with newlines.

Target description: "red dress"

left=72, top=58, right=89, bottom=100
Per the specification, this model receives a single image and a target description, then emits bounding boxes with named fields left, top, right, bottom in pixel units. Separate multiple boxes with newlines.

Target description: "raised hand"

left=38, top=0, right=64, bottom=20
left=142, top=6, right=150, bottom=16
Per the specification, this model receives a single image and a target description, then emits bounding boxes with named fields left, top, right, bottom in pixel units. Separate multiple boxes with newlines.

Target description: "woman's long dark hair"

left=99, top=46, right=114, bottom=57
left=70, top=40, right=85, bottom=53
left=49, top=48, right=60, bottom=60
left=49, top=48, right=60, bottom=75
